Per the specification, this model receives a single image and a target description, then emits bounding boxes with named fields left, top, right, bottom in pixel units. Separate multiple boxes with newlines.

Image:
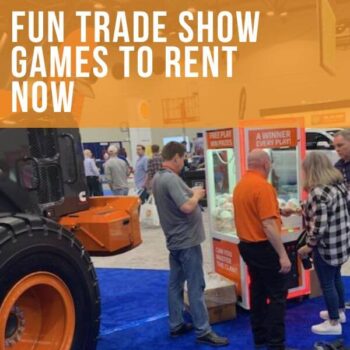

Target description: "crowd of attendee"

left=83, top=130, right=350, bottom=349
left=83, top=137, right=205, bottom=199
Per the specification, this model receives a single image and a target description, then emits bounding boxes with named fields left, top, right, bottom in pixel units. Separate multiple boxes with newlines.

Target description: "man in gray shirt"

left=153, top=142, right=229, bottom=347
left=104, top=145, right=129, bottom=196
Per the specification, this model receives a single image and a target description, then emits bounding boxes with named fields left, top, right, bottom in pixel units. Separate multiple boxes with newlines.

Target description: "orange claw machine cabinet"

left=205, top=121, right=310, bottom=309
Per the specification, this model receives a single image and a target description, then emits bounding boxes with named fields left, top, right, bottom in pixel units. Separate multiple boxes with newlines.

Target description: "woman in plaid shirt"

left=298, top=152, right=350, bottom=335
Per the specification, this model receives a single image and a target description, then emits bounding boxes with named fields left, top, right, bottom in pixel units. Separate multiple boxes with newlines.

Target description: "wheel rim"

left=0, top=272, right=75, bottom=350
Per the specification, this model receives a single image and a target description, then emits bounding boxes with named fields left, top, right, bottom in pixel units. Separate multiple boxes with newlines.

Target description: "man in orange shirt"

left=233, top=150, right=294, bottom=350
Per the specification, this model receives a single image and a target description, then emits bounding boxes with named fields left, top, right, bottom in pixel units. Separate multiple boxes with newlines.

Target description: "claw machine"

left=205, top=128, right=248, bottom=305
left=206, top=120, right=310, bottom=309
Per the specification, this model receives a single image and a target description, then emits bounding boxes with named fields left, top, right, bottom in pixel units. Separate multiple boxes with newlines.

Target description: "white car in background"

left=305, top=128, right=342, bottom=164
left=270, top=129, right=342, bottom=190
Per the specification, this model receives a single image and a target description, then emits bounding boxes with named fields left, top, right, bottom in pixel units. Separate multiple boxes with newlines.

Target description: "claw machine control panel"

left=206, top=123, right=310, bottom=309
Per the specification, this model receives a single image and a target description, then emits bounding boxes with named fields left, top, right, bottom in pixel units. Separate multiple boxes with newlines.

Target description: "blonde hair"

left=302, top=152, right=343, bottom=191
left=83, top=149, right=92, bottom=158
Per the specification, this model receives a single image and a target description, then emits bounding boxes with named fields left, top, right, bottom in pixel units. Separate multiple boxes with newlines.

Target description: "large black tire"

left=0, top=214, right=100, bottom=350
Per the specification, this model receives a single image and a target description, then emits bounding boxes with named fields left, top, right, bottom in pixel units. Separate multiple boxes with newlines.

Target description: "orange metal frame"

left=60, top=196, right=142, bottom=254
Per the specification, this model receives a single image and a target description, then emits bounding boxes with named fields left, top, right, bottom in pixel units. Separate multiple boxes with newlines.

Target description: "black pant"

left=239, top=241, right=288, bottom=350
left=86, top=176, right=103, bottom=196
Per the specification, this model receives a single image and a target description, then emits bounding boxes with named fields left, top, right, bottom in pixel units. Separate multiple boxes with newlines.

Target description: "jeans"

left=239, top=241, right=288, bottom=350
left=112, top=188, right=129, bottom=196
left=313, top=249, right=345, bottom=320
left=168, top=245, right=211, bottom=337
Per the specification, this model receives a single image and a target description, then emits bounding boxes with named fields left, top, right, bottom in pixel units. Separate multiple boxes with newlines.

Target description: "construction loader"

left=0, top=128, right=141, bottom=350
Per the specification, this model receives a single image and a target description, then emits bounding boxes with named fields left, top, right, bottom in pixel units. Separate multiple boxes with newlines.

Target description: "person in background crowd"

left=83, top=149, right=103, bottom=196
left=146, top=144, right=163, bottom=190
left=233, top=150, right=296, bottom=350
left=298, top=152, right=350, bottom=335
left=191, top=141, right=205, bottom=170
left=333, top=129, right=350, bottom=310
left=117, top=147, right=133, bottom=175
left=134, top=144, right=149, bottom=203
left=193, top=134, right=204, bottom=157
left=104, top=145, right=129, bottom=196
left=103, top=151, right=109, bottom=162
left=152, top=142, right=229, bottom=347
left=179, top=141, right=190, bottom=180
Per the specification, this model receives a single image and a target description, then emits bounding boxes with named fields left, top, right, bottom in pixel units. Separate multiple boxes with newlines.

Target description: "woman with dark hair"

left=298, top=152, right=350, bottom=335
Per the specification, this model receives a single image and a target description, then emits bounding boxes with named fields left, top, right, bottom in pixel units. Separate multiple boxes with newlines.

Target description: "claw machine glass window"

left=205, top=129, right=239, bottom=242
left=207, top=149, right=236, bottom=235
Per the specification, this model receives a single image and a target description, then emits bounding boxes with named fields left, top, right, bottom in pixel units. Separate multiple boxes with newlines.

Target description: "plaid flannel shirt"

left=147, top=154, right=163, bottom=182
left=304, top=182, right=350, bottom=266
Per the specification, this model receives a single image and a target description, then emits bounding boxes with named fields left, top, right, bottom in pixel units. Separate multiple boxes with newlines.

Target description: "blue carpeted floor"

left=96, top=268, right=350, bottom=350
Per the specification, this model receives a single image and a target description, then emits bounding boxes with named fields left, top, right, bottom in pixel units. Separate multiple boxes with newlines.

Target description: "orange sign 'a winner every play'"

left=248, top=128, right=297, bottom=150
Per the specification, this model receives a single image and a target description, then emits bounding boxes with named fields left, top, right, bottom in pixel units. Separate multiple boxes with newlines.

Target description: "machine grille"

left=28, top=129, right=58, bottom=158
left=38, top=164, right=63, bottom=204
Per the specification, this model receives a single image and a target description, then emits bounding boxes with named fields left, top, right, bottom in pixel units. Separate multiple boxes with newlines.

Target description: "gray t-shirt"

left=152, top=168, right=205, bottom=250
left=104, top=157, right=129, bottom=190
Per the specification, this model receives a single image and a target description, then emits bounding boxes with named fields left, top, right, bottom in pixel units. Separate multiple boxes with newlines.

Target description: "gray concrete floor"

left=91, top=209, right=350, bottom=276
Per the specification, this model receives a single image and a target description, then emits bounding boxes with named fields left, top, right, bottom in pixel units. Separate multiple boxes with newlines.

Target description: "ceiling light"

left=279, top=11, right=288, bottom=17
left=94, top=2, right=106, bottom=10
left=266, top=10, right=275, bottom=17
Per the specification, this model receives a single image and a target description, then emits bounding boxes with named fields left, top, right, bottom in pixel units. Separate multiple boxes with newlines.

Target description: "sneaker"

left=319, top=310, right=346, bottom=323
left=311, top=320, right=342, bottom=335
left=170, top=323, right=193, bottom=337
left=345, top=301, right=350, bottom=309
left=196, top=331, right=229, bottom=347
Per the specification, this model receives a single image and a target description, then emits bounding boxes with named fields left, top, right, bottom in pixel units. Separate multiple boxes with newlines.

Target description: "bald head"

left=247, top=149, right=271, bottom=178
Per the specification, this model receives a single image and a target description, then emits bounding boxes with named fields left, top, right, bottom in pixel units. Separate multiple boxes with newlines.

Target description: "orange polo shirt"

left=233, top=170, right=281, bottom=242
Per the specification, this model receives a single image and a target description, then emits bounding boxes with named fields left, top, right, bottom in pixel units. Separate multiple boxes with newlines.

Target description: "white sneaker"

left=311, top=320, right=342, bottom=335
left=319, top=310, right=346, bottom=323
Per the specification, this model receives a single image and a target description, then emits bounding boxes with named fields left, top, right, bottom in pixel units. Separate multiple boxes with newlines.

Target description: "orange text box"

left=213, top=239, right=241, bottom=287
left=206, top=129, right=234, bottom=149
left=248, top=128, right=297, bottom=150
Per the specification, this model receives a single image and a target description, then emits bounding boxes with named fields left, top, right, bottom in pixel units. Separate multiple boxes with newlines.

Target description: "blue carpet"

left=96, top=268, right=350, bottom=350
left=103, top=189, right=113, bottom=196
